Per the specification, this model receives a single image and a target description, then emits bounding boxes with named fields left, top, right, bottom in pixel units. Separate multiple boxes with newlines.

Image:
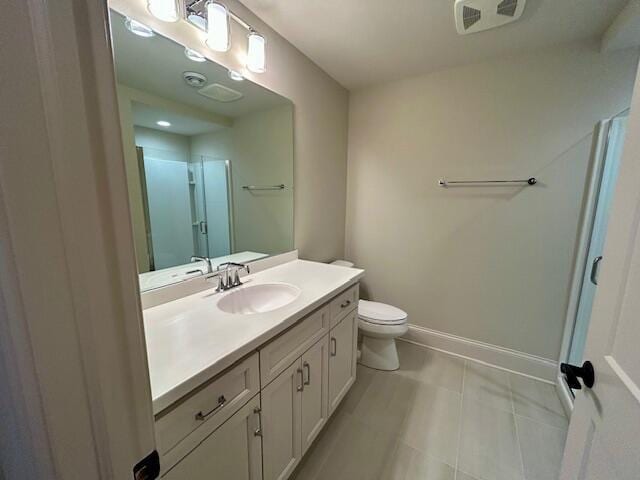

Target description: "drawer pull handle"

left=297, top=368, right=304, bottom=392
left=253, top=406, right=263, bottom=437
left=303, top=361, right=311, bottom=386
left=330, top=337, right=337, bottom=357
left=340, top=299, right=352, bottom=309
left=195, top=395, right=226, bottom=421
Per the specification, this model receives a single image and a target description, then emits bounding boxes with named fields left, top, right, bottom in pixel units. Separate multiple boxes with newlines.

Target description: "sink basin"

left=217, top=283, right=301, bottom=314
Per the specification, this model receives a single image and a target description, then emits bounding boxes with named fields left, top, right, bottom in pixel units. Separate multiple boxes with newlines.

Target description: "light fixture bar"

left=185, top=0, right=253, bottom=33
left=228, top=10, right=251, bottom=31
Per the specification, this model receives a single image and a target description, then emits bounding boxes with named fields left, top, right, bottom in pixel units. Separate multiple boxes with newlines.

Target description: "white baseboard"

left=401, top=325, right=558, bottom=383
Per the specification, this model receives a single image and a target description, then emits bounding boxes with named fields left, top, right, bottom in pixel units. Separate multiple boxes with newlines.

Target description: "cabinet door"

left=261, top=361, right=302, bottom=480
left=163, top=395, right=262, bottom=480
left=328, top=310, right=358, bottom=415
left=300, top=335, right=329, bottom=454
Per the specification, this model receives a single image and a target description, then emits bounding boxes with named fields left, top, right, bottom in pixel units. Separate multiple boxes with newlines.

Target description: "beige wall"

left=109, top=0, right=349, bottom=262
left=191, top=105, right=294, bottom=256
left=346, top=41, right=639, bottom=360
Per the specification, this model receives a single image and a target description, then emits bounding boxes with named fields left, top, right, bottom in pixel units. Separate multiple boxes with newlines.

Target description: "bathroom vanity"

left=143, top=259, right=363, bottom=479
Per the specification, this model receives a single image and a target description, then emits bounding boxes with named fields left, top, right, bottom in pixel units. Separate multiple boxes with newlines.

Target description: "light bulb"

left=156, top=120, right=171, bottom=127
left=148, top=0, right=179, bottom=22
left=246, top=31, right=266, bottom=73
left=206, top=2, right=230, bottom=52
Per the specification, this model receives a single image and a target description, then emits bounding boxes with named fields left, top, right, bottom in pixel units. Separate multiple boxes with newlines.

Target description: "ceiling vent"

left=455, top=0, right=526, bottom=35
left=197, top=83, right=244, bottom=102
left=462, top=6, right=482, bottom=30
left=497, top=0, right=518, bottom=17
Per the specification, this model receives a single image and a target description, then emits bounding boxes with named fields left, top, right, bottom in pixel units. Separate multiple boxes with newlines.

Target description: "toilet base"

left=359, top=336, right=400, bottom=371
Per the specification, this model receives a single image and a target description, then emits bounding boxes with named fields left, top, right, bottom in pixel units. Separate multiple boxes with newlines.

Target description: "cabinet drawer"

left=155, top=352, right=259, bottom=462
left=329, top=284, right=359, bottom=328
left=260, top=306, right=329, bottom=386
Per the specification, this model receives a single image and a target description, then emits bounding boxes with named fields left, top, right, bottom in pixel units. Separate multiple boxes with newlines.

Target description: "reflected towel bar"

left=242, top=184, right=286, bottom=191
left=438, top=177, right=537, bottom=187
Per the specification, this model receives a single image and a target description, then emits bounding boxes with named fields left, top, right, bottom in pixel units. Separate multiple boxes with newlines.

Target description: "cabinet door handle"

left=296, top=368, right=304, bottom=392
left=253, top=406, right=263, bottom=437
left=303, top=361, right=311, bottom=385
left=330, top=337, right=337, bottom=357
left=340, top=299, right=351, bottom=309
left=590, top=256, right=603, bottom=285
left=195, top=394, right=226, bottom=421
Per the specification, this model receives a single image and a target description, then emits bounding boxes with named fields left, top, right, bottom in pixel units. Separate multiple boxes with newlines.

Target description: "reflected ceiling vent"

left=183, top=71, right=207, bottom=88
left=454, top=0, right=526, bottom=35
left=197, top=83, right=244, bottom=102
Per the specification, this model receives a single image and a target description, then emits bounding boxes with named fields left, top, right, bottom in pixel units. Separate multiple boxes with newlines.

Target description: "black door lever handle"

left=560, top=361, right=595, bottom=389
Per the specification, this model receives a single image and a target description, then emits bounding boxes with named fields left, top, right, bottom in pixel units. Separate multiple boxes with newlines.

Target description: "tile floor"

left=292, top=340, right=568, bottom=480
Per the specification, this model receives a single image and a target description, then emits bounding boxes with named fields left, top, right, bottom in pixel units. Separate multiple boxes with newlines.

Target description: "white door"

left=163, top=396, right=263, bottom=480
left=261, top=361, right=302, bottom=480
left=560, top=69, right=640, bottom=479
left=300, top=335, right=329, bottom=454
left=328, top=311, right=358, bottom=414
left=1, top=1, right=158, bottom=478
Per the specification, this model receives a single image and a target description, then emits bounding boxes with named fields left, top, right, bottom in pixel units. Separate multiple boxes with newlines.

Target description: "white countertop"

left=143, top=259, right=364, bottom=413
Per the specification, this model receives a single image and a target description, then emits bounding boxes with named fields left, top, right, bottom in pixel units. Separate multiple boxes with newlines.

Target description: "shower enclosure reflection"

left=137, top=146, right=232, bottom=271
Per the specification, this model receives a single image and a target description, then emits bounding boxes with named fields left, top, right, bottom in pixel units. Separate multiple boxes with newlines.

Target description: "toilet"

left=331, top=260, right=408, bottom=371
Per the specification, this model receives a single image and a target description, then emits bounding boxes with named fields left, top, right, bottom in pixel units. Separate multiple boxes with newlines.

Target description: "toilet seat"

left=358, top=300, right=407, bottom=326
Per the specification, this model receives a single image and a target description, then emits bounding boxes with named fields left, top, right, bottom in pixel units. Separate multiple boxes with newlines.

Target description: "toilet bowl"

left=331, top=260, right=408, bottom=370
left=357, top=300, right=408, bottom=371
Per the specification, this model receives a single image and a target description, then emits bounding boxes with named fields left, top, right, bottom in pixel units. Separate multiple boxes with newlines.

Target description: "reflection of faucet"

left=212, top=262, right=251, bottom=292
left=190, top=256, right=213, bottom=274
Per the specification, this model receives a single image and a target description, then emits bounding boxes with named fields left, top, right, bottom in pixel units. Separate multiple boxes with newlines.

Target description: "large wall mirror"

left=110, top=11, right=294, bottom=291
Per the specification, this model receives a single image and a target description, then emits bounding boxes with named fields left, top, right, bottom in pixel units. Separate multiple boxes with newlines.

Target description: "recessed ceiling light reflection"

left=185, top=48, right=207, bottom=63
left=228, top=70, right=244, bottom=81
left=124, top=17, right=155, bottom=38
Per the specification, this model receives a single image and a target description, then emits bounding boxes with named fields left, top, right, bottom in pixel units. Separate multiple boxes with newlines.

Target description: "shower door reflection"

left=137, top=147, right=232, bottom=272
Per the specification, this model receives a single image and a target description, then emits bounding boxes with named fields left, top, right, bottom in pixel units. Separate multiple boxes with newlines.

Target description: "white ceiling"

left=131, top=102, right=226, bottom=135
left=239, top=0, right=629, bottom=89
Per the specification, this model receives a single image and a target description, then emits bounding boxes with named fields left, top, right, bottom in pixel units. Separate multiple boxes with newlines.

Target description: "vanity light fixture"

left=184, top=0, right=267, bottom=73
left=185, top=48, right=207, bottom=62
left=206, top=2, right=231, bottom=52
left=156, top=120, right=171, bottom=127
left=228, top=69, right=244, bottom=81
left=148, top=0, right=180, bottom=22
left=124, top=17, right=155, bottom=38
left=246, top=30, right=266, bottom=73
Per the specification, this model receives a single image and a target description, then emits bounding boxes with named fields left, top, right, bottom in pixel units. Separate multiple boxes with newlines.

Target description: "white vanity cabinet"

left=328, top=309, right=358, bottom=414
left=156, top=282, right=359, bottom=480
left=261, top=335, right=330, bottom=480
left=163, top=395, right=263, bottom=480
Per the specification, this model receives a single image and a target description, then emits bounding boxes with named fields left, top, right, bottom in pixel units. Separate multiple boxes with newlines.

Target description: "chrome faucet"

left=211, top=262, right=251, bottom=292
left=190, top=256, right=213, bottom=274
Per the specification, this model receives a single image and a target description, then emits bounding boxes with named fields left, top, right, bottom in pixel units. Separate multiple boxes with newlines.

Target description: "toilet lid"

left=358, top=300, right=407, bottom=325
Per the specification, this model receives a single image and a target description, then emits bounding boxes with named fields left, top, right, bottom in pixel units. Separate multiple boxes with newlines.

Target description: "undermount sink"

left=217, top=282, right=301, bottom=314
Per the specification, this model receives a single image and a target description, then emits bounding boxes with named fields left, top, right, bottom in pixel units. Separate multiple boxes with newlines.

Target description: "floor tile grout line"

left=508, top=370, right=569, bottom=431
left=510, top=373, right=528, bottom=480
left=454, top=359, right=467, bottom=480
left=513, top=411, right=569, bottom=431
